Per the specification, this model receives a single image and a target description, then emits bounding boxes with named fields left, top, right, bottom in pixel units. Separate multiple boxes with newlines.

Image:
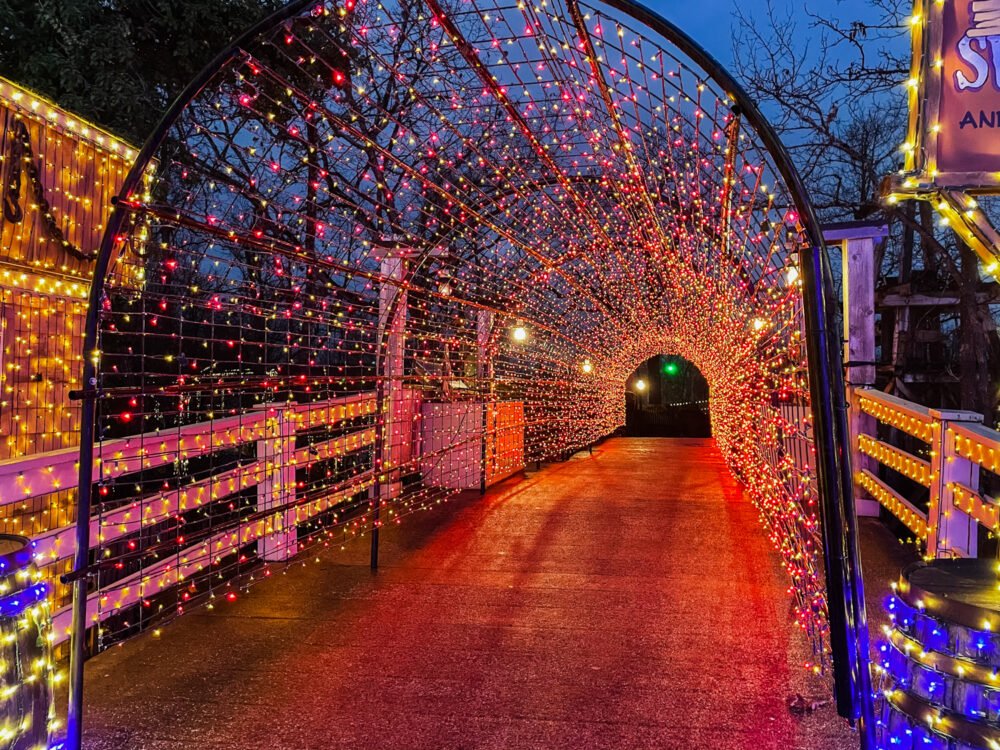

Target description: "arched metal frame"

left=68, top=1, right=873, bottom=747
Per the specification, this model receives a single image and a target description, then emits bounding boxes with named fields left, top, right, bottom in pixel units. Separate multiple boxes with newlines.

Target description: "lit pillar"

left=928, top=408, right=983, bottom=558
left=377, top=251, right=411, bottom=500
left=256, top=402, right=297, bottom=561
left=476, top=309, right=494, bottom=387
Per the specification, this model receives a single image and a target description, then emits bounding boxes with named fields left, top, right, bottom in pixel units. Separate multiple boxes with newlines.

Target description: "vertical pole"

left=477, top=310, right=495, bottom=495
left=372, top=251, right=408, bottom=570
left=257, top=403, right=298, bottom=561
left=66, top=367, right=97, bottom=750
left=480, top=403, right=488, bottom=495
left=841, top=236, right=880, bottom=518
left=928, top=408, right=983, bottom=557
left=800, top=241, right=875, bottom=746
left=370, top=377, right=383, bottom=571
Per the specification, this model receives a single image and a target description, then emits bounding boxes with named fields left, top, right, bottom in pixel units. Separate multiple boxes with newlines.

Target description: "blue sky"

left=649, top=0, right=895, bottom=64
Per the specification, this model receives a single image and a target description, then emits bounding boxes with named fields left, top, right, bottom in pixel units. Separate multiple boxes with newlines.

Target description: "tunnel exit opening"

left=624, top=355, right=710, bottom=438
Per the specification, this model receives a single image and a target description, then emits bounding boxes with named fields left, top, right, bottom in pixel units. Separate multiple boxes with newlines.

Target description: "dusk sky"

left=648, top=0, right=904, bottom=64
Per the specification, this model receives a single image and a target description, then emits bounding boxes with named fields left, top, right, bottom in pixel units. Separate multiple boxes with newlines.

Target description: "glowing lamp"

left=511, top=325, right=528, bottom=343
left=634, top=378, right=647, bottom=392
left=753, top=318, right=767, bottom=332
left=663, top=361, right=679, bottom=376
left=581, top=360, right=593, bottom=374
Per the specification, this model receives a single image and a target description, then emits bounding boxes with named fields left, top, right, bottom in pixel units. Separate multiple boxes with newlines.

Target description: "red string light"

left=77, top=0, right=830, bottom=665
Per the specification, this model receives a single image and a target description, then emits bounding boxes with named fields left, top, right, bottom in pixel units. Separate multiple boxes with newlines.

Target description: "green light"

left=663, top=361, right=679, bottom=376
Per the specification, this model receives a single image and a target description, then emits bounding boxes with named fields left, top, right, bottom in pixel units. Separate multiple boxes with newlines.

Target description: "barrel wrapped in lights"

left=877, top=559, right=1000, bottom=749
left=0, top=535, right=54, bottom=749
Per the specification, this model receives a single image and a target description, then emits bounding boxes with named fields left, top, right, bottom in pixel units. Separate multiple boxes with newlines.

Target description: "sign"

left=901, top=0, right=1000, bottom=189
left=885, top=1, right=1000, bottom=271
left=939, top=0, right=1000, bottom=174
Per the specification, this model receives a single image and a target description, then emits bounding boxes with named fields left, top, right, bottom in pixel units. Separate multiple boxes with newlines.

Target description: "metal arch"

left=70, top=1, right=874, bottom=748
left=67, top=2, right=319, bottom=746
left=585, top=0, right=874, bottom=739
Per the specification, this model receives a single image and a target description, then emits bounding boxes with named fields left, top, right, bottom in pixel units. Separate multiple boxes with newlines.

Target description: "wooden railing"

left=0, top=393, right=380, bottom=646
left=14, top=382, right=988, bottom=650
left=849, top=387, right=992, bottom=558
left=0, top=390, right=528, bottom=649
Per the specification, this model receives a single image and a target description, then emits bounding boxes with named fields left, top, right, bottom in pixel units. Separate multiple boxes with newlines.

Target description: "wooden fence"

left=849, top=387, right=995, bottom=559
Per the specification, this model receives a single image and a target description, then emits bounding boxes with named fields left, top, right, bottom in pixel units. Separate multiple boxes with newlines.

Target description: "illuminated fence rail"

left=0, top=390, right=528, bottom=652
left=849, top=387, right=990, bottom=558
left=0, top=392, right=379, bottom=646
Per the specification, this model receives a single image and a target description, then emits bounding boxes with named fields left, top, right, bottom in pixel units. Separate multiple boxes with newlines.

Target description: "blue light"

left=0, top=582, right=48, bottom=618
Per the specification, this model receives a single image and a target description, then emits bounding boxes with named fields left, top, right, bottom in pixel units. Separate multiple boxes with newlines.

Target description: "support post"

left=928, top=408, right=983, bottom=558
left=371, top=250, right=410, bottom=569
left=480, top=402, right=489, bottom=495
left=256, top=402, right=297, bottom=561
left=370, top=372, right=384, bottom=571
left=841, top=235, right=877, bottom=389
left=66, top=377, right=97, bottom=750
left=380, top=253, right=409, bottom=500
left=476, top=309, right=494, bottom=390
left=827, top=224, right=886, bottom=518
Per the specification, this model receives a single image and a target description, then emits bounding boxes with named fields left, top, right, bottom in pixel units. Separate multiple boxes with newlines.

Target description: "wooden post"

left=476, top=309, right=494, bottom=388
left=928, top=408, right=983, bottom=558
left=377, top=253, right=410, bottom=502
left=825, top=222, right=888, bottom=518
left=256, top=402, right=297, bottom=561
left=841, top=236, right=877, bottom=389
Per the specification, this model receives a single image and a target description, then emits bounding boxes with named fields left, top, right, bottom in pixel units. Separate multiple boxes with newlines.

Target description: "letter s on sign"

left=955, top=36, right=990, bottom=91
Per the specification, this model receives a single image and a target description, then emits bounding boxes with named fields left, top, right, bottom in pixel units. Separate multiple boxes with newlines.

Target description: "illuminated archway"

left=69, top=0, right=872, bottom=744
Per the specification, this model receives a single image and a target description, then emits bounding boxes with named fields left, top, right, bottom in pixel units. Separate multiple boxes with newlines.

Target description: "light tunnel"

left=71, top=0, right=870, bottom=737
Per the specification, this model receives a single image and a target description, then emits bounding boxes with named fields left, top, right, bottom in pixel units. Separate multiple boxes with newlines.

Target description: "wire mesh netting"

left=81, top=0, right=827, bottom=661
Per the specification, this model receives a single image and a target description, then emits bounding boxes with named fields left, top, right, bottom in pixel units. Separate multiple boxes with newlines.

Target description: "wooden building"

left=0, top=77, right=136, bottom=543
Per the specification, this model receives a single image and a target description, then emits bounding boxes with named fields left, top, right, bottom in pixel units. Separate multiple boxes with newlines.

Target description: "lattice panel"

left=81, top=0, right=828, bottom=660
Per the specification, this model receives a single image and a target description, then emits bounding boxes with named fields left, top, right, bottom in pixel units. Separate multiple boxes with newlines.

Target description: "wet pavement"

left=79, top=438, right=915, bottom=750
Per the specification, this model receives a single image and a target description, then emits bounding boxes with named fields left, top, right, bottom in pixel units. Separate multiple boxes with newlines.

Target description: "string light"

left=0, top=76, right=134, bottom=748
left=1, top=0, right=835, bottom=718
left=877, top=571, right=1000, bottom=748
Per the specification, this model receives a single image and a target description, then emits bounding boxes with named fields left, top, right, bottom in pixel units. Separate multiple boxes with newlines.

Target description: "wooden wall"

left=0, top=77, right=135, bottom=280
left=0, top=77, right=135, bottom=463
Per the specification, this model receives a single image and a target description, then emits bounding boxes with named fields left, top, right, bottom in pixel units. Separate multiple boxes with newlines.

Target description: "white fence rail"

left=8, top=381, right=991, bottom=648
left=0, top=393, right=379, bottom=645
left=849, top=387, right=991, bottom=558
left=0, top=390, right=527, bottom=648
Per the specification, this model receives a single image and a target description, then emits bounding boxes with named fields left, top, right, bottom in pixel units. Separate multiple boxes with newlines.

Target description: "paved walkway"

left=81, top=438, right=903, bottom=749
